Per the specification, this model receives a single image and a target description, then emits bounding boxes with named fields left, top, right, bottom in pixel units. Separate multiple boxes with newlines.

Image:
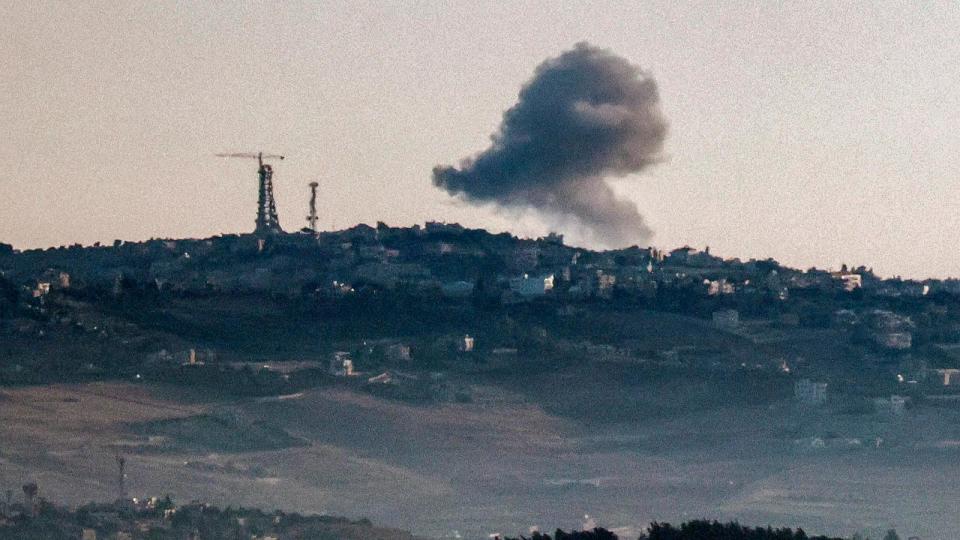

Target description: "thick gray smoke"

left=433, top=42, right=668, bottom=246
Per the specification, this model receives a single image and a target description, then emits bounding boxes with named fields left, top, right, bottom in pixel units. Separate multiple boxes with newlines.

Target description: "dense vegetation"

left=643, top=521, right=846, bottom=540
left=504, top=521, right=858, bottom=540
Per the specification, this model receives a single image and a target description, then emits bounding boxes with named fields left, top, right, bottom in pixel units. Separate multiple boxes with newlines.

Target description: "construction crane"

left=216, top=152, right=286, bottom=235
left=306, top=182, right=319, bottom=233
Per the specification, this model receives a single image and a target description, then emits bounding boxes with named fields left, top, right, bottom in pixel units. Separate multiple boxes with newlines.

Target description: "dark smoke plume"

left=433, top=42, right=667, bottom=246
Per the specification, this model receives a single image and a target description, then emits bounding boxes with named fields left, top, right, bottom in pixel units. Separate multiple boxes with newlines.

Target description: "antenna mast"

left=255, top=152, right=283, bottom=235
left=216, top=151, right=286, bottom=235
left=307, top=182, right=319, bottom=233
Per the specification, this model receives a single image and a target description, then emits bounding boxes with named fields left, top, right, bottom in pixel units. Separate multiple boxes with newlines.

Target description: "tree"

left=882, top=530, right=900, bottom=540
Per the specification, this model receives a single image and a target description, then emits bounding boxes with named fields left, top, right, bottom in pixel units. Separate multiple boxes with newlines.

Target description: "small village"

left=0, top=490, right=415, bottom=540
left=2, top=222, right=960, bottom=404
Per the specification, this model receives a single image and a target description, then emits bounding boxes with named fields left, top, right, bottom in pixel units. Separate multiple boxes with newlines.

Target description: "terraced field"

left=1, top=382, right=959, bottom=539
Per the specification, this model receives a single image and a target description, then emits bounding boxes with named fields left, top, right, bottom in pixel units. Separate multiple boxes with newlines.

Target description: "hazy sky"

left=3, top=1, right=959, bottom=278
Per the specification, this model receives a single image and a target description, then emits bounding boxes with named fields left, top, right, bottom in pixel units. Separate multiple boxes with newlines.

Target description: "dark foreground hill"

left=0, top=498, right=418, bottom=540
left=503, top=522, right=849, bottom=540
left=0, top=497, right=852, bottom=540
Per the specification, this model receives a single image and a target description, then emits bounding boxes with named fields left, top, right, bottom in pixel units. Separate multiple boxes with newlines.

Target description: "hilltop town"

left=2, top=222, right=959, bottom=405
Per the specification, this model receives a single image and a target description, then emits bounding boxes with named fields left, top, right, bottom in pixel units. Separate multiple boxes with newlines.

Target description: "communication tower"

left=216, top=152, right=286, bottom=235
left=307, top=182, right=319, bottom=233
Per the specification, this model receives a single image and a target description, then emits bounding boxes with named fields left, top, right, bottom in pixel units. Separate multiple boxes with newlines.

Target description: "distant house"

left=32, top=281, right=51, bottom=298
left=667, top=246, right=722, bottom=267
left=329, top=352, right=354, bottom=376
left=38, top=268, right=71, bottom=289
left=424, top=221, right=465, bottom=234
left=874, top=395, right=908, bottom=415
left=795, top=378, right=828, bottom=406
left=712, top=309, right=740, bottom=330
left=509, top=274, right=555, bottom=297
left=328, top=280, right=354, bottom=297
left=868, top=310, right=914, bottom=350
left=841, top=273, right=862, bottom=291
left=667, top=246, right=697, bottom=265
left=706, top=279, right=735, bottom=296
left=595, top=271, right=616, bottom=298
left=935, top=368, right=960, bottom=386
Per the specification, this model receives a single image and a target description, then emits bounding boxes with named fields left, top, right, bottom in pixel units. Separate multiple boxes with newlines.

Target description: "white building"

left=830, top=272, right=863, bottom=291
left=935, top=368, right=960, bottom=386
left=459, top=335, right=475, bottom=353
left=329, top=352, right=354, bottom=376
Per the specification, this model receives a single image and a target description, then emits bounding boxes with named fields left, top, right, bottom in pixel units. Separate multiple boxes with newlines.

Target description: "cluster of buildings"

left=4, top=222, right=960, bottom=408
left=0, top=489, right=393, bottom=540
left=0, top=223, right=951, bottom=312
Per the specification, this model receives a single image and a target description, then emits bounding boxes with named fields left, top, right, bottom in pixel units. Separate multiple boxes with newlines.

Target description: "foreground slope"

left=1, top=381, right=958, bottom=539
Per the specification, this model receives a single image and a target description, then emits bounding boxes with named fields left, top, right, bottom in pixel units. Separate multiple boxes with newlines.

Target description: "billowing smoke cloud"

left=433, top=42, right=668, bottom=246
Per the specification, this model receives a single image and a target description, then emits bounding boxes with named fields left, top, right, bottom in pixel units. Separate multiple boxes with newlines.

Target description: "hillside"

left=2, top=225, right=960, bottom=538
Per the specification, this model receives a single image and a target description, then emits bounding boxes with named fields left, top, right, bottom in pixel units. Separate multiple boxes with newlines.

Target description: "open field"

left=2, top=382, right=960, bottom=539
